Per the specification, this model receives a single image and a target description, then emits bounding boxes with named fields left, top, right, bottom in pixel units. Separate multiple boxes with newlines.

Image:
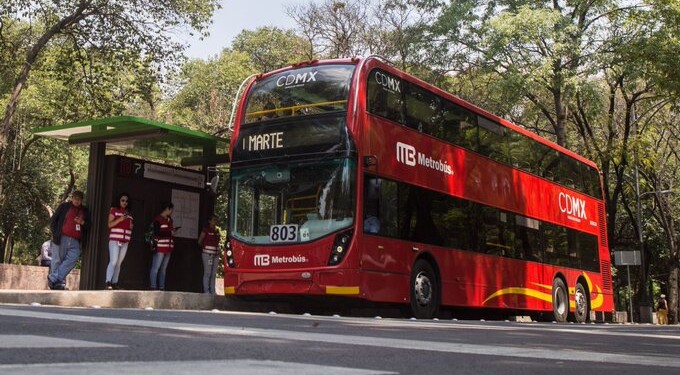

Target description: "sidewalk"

left=0, top=289, right=226, bottom=310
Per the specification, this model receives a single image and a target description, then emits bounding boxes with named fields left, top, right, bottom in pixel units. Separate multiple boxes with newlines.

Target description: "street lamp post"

left=635, top=188, right=674, bottom=323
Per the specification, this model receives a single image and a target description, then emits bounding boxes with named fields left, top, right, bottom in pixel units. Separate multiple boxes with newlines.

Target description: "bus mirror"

left=363, top=155, right=378, bottom=168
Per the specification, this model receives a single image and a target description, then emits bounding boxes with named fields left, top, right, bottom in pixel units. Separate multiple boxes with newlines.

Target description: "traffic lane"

left=2, top=304, right=680, bottom=359
left=4, top=304, right=678, bottom=359
left=0, top=313, right=673, bottom=375
left=1, top=308, right=677, bottom=372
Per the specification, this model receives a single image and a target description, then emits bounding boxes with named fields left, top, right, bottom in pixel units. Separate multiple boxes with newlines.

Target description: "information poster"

left=171, top=189, right=200, bottom=239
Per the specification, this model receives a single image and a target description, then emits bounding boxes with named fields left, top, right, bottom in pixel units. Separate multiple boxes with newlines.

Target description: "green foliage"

left=232, top=27, right=312, bottom=72
left=0, top=0, right=220, bottom=263
left=160, top=50, right=253, bottom=134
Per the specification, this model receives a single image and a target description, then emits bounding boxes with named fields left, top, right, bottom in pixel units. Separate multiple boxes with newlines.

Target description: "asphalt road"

left=1, top=304, right=679, bottom=374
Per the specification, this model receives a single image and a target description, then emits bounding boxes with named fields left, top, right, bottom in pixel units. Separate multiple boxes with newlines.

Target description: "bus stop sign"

left=614, top=251, right=641, bottom=266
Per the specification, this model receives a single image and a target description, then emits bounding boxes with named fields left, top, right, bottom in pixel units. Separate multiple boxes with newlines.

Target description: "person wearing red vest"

left=149, top=202, right=175, bottom=290
left=105, top=193, right=134, bottom=290
left=48, top=190, right=90, bottom=290
left=197, top=215, right=220, bottom=294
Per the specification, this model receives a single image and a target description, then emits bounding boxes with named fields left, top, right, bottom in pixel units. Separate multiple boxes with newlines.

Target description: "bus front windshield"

left=231, top=158, right=356, bottom=245
left=244, top=64, right=355, bottom=124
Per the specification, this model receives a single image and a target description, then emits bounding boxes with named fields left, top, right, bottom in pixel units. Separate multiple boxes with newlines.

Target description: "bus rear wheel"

left=552, top=278, right=568, bottom=323
left=410, top=259, right=439, bottom=319
left=573, top=281, right=589, bottom=323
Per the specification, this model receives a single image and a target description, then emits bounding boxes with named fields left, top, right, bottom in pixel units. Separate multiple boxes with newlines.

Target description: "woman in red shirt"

left=197, top=215, right=220, bottom=294
left=149, top=202, right=175, bottom=290
left=106, top=193, right=134, bottom=289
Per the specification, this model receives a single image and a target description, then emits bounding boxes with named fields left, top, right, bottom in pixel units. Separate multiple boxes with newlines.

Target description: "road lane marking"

left=216, top=309, right=680, bottom=340
left=1, top=308, right=679, bottom=368
left=0, top=335, right=122, bottom=349
left=0, top=359, right=394, bottom=375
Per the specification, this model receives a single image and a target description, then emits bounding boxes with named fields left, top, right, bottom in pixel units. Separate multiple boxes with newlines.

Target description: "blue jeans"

left=201, top=252, right=218, bottom=294
left=149, top=252, right=171, bottom=290
left=106, top=240, right=129, bottom=283
left=49, top=236, right=81, bottom=286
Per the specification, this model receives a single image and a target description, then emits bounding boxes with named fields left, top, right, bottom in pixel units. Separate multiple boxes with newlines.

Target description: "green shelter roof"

left=32, top=116, right=229, bottom=166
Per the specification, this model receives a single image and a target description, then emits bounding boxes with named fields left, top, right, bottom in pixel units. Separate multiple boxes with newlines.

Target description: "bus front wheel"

left=573, top=281, right=589, bottom=323
left=552, top=278, right=568, bottom=323
left=410, top=259, right=439, bottom=319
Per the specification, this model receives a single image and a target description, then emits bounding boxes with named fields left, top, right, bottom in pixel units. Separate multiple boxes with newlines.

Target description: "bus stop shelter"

left=33, top=116, right=229, bottom=291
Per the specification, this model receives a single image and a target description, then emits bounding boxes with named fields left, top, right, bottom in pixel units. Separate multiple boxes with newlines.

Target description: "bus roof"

left=246, top=56, right=599, bottom=171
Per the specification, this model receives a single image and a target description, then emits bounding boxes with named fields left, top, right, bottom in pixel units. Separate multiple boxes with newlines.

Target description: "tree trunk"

left=5, top=232, right=14, bottom=264
left=669, top=266, right=679, bottom=324
left=0, top=235, right=5, bottom=263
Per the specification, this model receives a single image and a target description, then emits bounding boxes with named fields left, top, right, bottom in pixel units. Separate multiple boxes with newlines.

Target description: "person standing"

left=149, top=202, right=175, bottom=290
left=197, top=215, right=220, bottom=294
left=48, top=190, right=90, bottom=290
left=38, top=240, right=53, bottom=267
left=658, top=294, right=669, bottom=325
left=105, top=193, right=134, bottom=290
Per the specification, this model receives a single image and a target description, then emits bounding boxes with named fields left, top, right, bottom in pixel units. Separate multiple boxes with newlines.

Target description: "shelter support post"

left=80, top=142, right=106, bottom=290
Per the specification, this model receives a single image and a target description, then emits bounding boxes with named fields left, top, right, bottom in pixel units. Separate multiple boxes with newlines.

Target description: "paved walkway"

left=0, top=290, right=225, bottom=310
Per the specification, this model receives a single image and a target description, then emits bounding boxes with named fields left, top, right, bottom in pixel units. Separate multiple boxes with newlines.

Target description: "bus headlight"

left=225, top=239, right=236, bottom=268
left=328, top=231, right=353, bottom=266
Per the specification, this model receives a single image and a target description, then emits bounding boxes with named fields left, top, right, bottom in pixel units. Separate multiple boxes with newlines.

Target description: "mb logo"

left=396, top=142, right=416, bottom=166
left=254, top=254, right=270, bottom=266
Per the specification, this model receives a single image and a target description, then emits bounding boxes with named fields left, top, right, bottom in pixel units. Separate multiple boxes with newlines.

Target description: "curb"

left=0, top=290, right=222, bottom=310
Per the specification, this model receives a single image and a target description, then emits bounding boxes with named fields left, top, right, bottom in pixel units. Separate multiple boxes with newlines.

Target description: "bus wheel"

left=574, top=282, right=589, bottom=323
left=552, top=278, right=568, bottom=323
left=410, top=260, right=439, bottom=319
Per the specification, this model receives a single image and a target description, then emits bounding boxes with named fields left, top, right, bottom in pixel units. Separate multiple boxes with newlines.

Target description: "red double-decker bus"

left=224, top=57, right=614, bottom=321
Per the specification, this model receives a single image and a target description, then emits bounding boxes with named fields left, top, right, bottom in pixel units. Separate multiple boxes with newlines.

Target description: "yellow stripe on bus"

left=224, top=287, right=236, bottom=295
left=326, top=286, right=360, bottom=295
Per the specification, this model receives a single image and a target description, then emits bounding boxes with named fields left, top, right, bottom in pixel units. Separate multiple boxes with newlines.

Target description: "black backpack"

left=143, top=222, right=157, bottom=251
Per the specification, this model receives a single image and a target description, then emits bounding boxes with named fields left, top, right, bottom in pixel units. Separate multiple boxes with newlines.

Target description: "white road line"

left=214, top=311, right=680, bottom=346
left=0, top=359, right=395, bottom=375
left=267, top=312, right=680, bottom=340
left=0, top=335, right=122, bottom=349
left=1, top=308, right=679, bottom=368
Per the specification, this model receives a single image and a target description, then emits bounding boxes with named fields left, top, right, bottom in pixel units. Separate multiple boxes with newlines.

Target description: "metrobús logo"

left=253, top=254, right=308, bottom=267
left=396, top=142, right=453, bottom=175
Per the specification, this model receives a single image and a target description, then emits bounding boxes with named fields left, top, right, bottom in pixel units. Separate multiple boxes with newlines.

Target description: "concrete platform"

left=0, top=290, right=227, bottom=310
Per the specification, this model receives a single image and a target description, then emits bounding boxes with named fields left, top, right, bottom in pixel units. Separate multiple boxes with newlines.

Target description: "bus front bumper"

left=224, top=268, right=361, bottom=296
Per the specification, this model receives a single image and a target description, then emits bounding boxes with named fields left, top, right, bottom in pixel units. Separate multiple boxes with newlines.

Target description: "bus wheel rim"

left=555, top=287, right=566, bottom=315
left=415, top=271, right=432, bottom=306
left=575, top=288, right=586, bottom=317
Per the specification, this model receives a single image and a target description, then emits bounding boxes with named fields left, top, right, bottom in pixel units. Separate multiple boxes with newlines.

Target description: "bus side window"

left=405, top=82, right=439, bottom=134
left=477, top=116, right=510, bottom=164
left=508, top=131, right=534, bottom=172
left=367, top=70, right=404, bottom=124
left=514, top=215, right=541, bottom=262
left=363, top=177, right=399, bottom=237
left=363, top=177, right=381, bottom=233
left=438, top=100, right=477, bottom=151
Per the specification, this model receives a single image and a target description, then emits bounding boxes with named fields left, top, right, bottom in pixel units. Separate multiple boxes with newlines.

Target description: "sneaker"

left=106, top=282, right=112, bottom=290
left=112, top=283, right=120, bottom=290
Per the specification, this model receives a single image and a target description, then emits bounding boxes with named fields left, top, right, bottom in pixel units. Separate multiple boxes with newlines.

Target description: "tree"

left=161, top=50, right=253, bottom=134
left=232, top=27, right=312, bottom=72
left=287, top=0, right=371, bottom=58
left=0, top=0, right=219, bottom=263
left=0, top=0, right=219, bottom=196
